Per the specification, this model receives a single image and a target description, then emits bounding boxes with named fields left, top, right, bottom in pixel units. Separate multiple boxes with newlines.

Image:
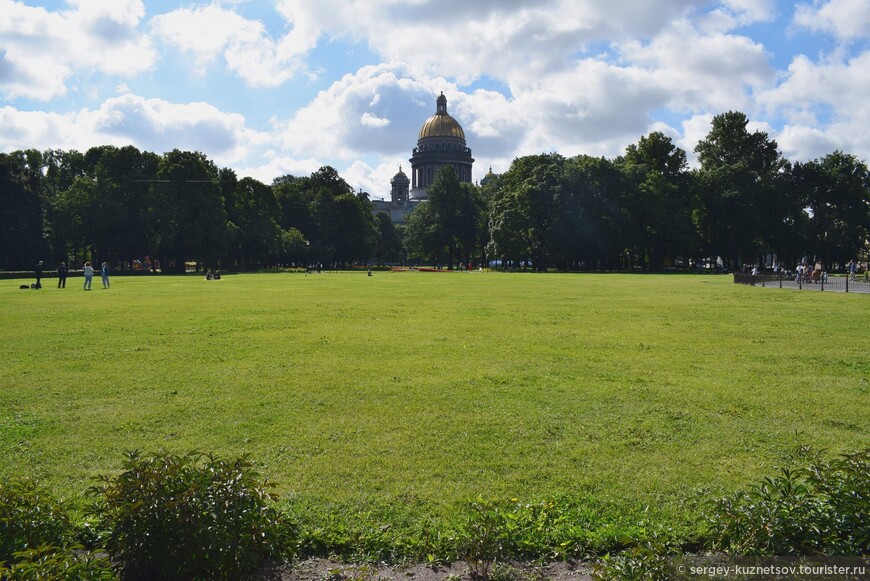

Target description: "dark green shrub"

left=705, top=448, right=870, bottom=555
left=805, top=448, right=870, bottom=553
left=87, top=450, right=296, bottom=580
left=0, top=544, right=115, bottom=580
left=0, top=477, right=71, bottom=564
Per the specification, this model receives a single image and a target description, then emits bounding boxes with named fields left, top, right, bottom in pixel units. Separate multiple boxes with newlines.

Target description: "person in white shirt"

left=83, top=262, right=94, bottom=290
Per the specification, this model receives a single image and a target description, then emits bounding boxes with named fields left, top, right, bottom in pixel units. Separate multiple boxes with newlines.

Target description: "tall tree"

left=326, top=192, right=375, bottom=267
left=0, top=153, right=45, bottom=269
left=486, top=191, right=530, bottom=269
left=695, top=111, right=784, bottom=268
left=43, top=149, right=87, bottom=263
left=404, top=200, right=446, bottom=265
left=273, top=175, right=314, bottom=238
left=148, top=150, right=227, bottom=272
left=621, top=132, right=694, bottom=271
left=564, top=154, right=629, bottom=270
left=225, top=176, right=282, bottom=268
left=93, top=146, right=157, bottom=267
left=793, top=151, right=870, bottom=268
left=373, top=212, right=403, bottom=265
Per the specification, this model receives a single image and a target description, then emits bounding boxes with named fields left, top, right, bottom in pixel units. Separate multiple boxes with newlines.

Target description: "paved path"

left=748, top=276, right=870, bottom=294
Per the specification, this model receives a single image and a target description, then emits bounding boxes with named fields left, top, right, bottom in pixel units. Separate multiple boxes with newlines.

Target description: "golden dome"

left=418, top=93, right=465, bottom=140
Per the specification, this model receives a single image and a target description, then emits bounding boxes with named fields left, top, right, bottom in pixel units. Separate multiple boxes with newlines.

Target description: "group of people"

left=795, top=262, right=826, bottom=283
left=36, top=261, right=110, bottom=290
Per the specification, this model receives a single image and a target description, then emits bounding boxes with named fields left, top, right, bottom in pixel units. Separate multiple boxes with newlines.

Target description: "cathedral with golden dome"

left=371, top=92, right=474, bottom=223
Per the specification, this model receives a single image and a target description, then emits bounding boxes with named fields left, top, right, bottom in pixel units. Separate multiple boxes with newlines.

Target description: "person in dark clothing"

left=57, top=261, right=68, bottom=288
left=35, top=261, right=43, bottom=289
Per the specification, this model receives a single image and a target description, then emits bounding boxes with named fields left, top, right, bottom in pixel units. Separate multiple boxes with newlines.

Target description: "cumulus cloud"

left=619, top=19, right=775, bottom=114
left=269, top=0, right=704, bottom=88
left=276, top=65, right=443, bottom=160
left=150, top=3, right=314, bottom=86
left=794, top=0, right=870, bottom=40
left=759, top=51, right=870, bottom=161
left=236, top=156, right=325, bottom=184
left=720, top=0, right=777, bottom=25
left=0, top=0, right=155, bottom=100
left=93, top=93, right=268, bottom=162
left=0, top=93, right=269, bottom=167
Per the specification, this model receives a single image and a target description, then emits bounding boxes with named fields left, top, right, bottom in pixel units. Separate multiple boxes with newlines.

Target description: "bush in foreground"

left=87, top=450, right=295, bottom=580
left=0, top=544, right=115, bottom=580
left=706, top=447, right=870, bottom=556
left=0, top=477, right=72, bottom=564
left=593, top=448, right=870, bottom=580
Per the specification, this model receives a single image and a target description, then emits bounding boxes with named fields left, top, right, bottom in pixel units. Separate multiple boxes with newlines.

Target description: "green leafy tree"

left=621, top=132, right=695, bottom=271
left=404, top=200, right=445, bottom=265
left=279, top=227, right=309, bottom=265
left=225, top=176, right=282, bottom=268
left=147, top=150, right=227, bottom=273
left=43, top=149, right=87, bottom=264
left=563, top=154, right=630, bottom=270
left=0, top=153, right=46, bottom=270
left=486, top=191, right=530, bottom=269
left=425, top=166, right=466, bottom=269
left=329, top=192, right=375, bottom=266
left=374, top=212, right=403, bottom=265
left=273, top=175, right=315, bottom=244
left=695, top=111, right=784, bottom=269
left=488, top=153, right=580, bottom=270
left=272, top=166, right=372, bottom=267
left=792, top=151, right=870, bottom=268
left=88, top=146, right=158, bottom=267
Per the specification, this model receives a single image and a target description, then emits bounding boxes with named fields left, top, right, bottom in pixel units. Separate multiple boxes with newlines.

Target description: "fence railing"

left=734, top=272, right=870, bottom=294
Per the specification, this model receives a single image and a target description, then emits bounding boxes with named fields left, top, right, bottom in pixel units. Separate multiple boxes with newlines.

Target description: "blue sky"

left=1, top=0, right=869, bottom=198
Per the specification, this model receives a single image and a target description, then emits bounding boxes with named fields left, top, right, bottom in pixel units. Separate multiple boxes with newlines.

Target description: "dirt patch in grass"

left=259, top=558, right=593, bottom=581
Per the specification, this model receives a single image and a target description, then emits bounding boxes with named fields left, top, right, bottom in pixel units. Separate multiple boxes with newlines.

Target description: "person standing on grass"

left=83, top=262, right=94, bottom=290
left=35, top=260, right=43, bottom=289
left=101, top=262, right=110, bottom=289
left=57, top=261, right=68, bottom=288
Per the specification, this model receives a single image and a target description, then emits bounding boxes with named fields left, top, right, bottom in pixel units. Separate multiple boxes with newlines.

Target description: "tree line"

left=1, top=111, right=868, bottom=273
left=0, top=147, right=384, bottom=272
left=413, top=111, right=870, bottom=272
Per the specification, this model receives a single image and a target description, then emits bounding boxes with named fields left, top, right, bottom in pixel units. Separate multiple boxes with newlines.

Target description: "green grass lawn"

left=2, top=271, right=869, bottom=550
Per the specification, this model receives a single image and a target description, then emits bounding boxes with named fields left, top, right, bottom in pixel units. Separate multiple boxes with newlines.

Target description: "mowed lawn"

left=2, top=271, right=869, bottom=520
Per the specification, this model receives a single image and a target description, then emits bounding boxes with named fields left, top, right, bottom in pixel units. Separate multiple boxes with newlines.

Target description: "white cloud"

left=794, top=0, right=870, bottom=40
left=276, top=65, right=443, bottom=160
left=265, top=0, right=706, bottom=89
left=0, top=93, right=269, bottom=167
left=150, top=3, right=313, bottom=86
left=0, top=0, right=155, bottom=100
left=756, top=50, right=870, bottom=162
left=342, top=160, right=403, bottom=199
left=236, top=156, right=324, bottom=184
left=619, top=19, right=775, bottom=114
left=776, top=124, right=842, bottom=161
left=93, top=93, right=268, bottom=164
left=721, top=0, right=776, bottom=25
left=360, top=112, right=390, bottom=128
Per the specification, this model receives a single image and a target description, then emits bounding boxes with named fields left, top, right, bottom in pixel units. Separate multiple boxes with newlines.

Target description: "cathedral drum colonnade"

left=409, top=92, right=475, bottom=199
left=372, top=92, right=475, bottom=223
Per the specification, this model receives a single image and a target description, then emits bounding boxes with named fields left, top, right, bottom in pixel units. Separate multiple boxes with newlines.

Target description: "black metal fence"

left=734, top=272, right=870, bottom=294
